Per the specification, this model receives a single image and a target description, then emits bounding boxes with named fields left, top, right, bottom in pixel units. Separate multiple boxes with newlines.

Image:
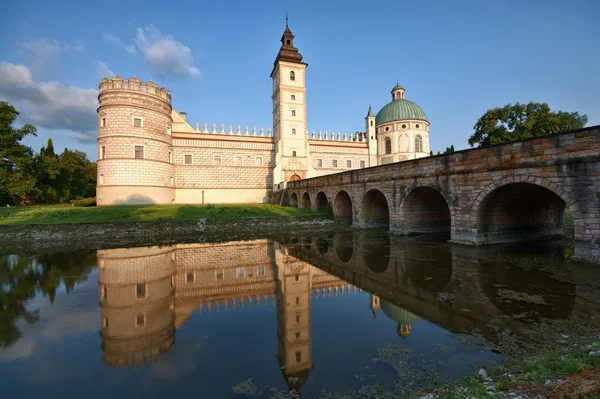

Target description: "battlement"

left=99, top=75, right=171, bottom=103
left=192, top=122, right=274, bottom=137
left=308, top=130, right=366, bottom=142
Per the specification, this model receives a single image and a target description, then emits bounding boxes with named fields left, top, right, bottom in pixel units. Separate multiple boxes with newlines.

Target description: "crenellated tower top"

left=99, top=75, right=172, bottom=104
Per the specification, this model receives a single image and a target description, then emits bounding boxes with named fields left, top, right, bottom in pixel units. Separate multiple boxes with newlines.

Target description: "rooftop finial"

left=286, top=11, right=289, bottom=28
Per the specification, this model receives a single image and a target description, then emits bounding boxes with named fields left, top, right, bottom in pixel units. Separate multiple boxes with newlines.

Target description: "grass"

left=0, top=204, right=323, bottom=225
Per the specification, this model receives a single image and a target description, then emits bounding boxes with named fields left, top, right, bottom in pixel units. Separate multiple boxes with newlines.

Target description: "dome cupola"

left=375, top=83, right=428, bottom=126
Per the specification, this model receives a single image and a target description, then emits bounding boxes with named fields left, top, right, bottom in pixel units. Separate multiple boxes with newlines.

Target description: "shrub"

left=71, top=197, right=96, bottom=207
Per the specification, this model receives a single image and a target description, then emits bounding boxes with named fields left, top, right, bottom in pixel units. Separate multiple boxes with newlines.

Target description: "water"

left=1, top=229, right=599, bottom=398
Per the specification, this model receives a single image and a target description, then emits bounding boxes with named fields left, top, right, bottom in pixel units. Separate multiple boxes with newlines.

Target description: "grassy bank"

left=0, top=204, right=321, bottom=225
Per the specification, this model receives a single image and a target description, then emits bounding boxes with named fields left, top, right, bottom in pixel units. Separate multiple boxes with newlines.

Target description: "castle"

left=96, top=19, right=431, bottom=205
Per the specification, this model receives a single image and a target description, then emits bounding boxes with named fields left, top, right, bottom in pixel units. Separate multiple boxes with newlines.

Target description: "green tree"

left=57, top=149, right=96, bottom=201
left=0, top=102, right=38, bottom=204
left=468, top=102, right=588, bottom=147
left=36, top=138, right=61, bottom=203
left=443, top=145, right=455, bottom=154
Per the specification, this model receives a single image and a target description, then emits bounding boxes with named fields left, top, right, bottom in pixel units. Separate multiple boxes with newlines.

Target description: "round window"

left=402, top=124, right=407, bottom=129
left=416, top=124, right=420, bottom=128
left=385, top=127, right=389, bottom=132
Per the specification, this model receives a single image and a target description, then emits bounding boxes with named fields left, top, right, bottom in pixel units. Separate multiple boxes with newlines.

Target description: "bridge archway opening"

left=334, top=231, right=354, bottom=263
left=361, top=189, right=389, bottom=228
left=334, top=190, right=353, bottom=222
left=477, top=183, right=566, bottom=244
left=316, top=191, right=328, bottom=212
left=402, top=187, right=451, bottom=234
left=289, top=192, right=298, bottom=207
left=301, top=192, right=311, bottom=209
left=316, top=238, right=329, bottom=255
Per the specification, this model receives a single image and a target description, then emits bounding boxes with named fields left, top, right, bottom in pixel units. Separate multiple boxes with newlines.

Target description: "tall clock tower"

left=271, top=16, right=310, bottom=187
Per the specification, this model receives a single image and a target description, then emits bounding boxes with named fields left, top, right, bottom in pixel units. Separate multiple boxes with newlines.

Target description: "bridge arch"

left=301, top=192, right=311, bottom=209
left=315, top=191, right=328, bottom=212
left=400, top=184, right=452, bottom=234
left=472, top=176, right=582, bottom=245
left=333, top=190, right=353, bottom=222
left=289, top=192, right=298, bottom=207
left=360, top=189, right=390, bottom=228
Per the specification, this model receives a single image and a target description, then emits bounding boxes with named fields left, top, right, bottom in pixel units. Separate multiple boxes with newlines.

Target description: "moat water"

left=1, top=229, right=599, bottom=398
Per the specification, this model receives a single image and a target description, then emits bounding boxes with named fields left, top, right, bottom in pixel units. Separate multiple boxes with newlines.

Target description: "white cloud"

left=103, top=26, right=200, bottom=79
left=95, top=61, right=114, bottom=79
left=134, top=26, right=201, bottom=79
left=0, top=62, right=98, bottom=144
left=17, top=38, right=86, bottom=70
left=102, top=33, right=137, bottom=54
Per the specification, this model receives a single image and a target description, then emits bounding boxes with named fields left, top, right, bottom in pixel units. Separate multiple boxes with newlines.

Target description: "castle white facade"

left=96, top=21, right=430, bottom=206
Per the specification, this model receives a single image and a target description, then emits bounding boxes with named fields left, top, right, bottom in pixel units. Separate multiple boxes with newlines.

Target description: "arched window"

left=385, top=138, right=392, bottom=155
left=415, top=135, right=423, bottom=152
left=290, top=71, right=295, bottom=81
left=370, top=120, right=373, bottom=127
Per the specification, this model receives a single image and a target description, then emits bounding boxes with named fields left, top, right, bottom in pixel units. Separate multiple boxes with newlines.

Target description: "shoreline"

left=0, top=215, right=344, bottom=252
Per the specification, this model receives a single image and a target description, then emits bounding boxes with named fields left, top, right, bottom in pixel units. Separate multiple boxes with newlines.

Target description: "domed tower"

left=97, top=76, right=175, bottom=205
left=375, top=83, right=430, bottom=165
left=98, top=246, right=176, bottom=368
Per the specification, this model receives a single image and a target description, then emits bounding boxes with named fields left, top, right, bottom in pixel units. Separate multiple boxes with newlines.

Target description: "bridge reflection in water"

left=98, top=231, right=595, bottom=391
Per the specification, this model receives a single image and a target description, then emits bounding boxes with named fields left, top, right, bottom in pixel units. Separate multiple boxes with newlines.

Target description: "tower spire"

left=286, top=11, right=289, bottom=28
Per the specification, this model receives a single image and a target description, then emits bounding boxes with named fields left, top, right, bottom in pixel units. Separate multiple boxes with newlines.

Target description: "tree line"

left=0, top=102, right=96, bottom=205
left=434, top=101, right=587, bottom=155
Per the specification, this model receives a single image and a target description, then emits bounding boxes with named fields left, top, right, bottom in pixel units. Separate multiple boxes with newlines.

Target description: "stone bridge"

left=285, top=126, right=600, bottom=263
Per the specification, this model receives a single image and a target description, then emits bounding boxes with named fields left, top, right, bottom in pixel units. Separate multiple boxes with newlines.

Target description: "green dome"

left=376, top=99, right=428, bottom=125
left=380, top=300, right=422, bottom=325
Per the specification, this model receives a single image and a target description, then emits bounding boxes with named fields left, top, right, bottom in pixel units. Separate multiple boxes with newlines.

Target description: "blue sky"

left=1, top=0, right=598, bottom=160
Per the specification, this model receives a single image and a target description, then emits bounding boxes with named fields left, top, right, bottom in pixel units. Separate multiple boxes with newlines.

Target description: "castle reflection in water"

left=99, top=231, right=592, bottom=390
left=98, top=233, right=426, bottom=389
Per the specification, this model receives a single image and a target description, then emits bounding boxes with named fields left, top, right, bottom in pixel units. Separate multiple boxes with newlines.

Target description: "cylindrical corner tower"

left=97, top=76, right=175, bottom=205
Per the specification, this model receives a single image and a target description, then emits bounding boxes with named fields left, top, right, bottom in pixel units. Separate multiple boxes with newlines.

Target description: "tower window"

left=385, top=138, right=392, bottom=155
left=317, top=159, right=322, bottom=167
left=134, top=146, right=144, bottom=159
left=257, top=267, right=265, bottom=276
left=287, top=39, right=291, bottom=45
left=101, top=118, right=106, bottom=127
left=169, top=152, right=172, bottom=163
left=385, top=127, right=390, bottom=132
left=99, top=174, right=104, bottom=185
left=291, top=110, right=296, bottom=116
left=237, top=267, right=245, bottom=278
left=332, top=160, right=338, bottom=168
left=101, top=146, right=106, bottom=159
left=292, top=128, right=296, bottom=134
left=296, top=351, right=302, bottom=362
left=213, top=155, right=222, bottom=165
left=416, top=124, right=420, bottom=128
left=234, top=156, right=242, bottom=166
left=295, top=296, right=300, bottom=305
left=290, top=71, right=295, bottom=80
left=170, top=177, right=174, bottom=185
left=402, top=124, right=407, bottom=129
left=291, top=94, right=296, bottom=100
left=216, top=271, right=224, bottom=280
left=133, top=118, right=142, bottom=127
left=295, top=314, right=301, bottom=323
left=294, top=275, right=300, bottom=282
left=346, top=160, right=352, bottom=168
left=415, top=135, right=423, bottom=152
left=185, top=154, right=192, bottom=164
left=255, top=156, right=263, bottom=166
left=186, top=272, right=194, bottom=283
left=136, top=314, right=146, bottom=327
left=292, top=151, right=297, bottom=157
left=102, top=317, right=109, bottom=328
left=136, top=283, right=146, bottom=298
left=360, top=160, right=366, bottom=168
left=295, top=332, right=301, bottom=338
left=370, top=120, right=373, bottom=127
